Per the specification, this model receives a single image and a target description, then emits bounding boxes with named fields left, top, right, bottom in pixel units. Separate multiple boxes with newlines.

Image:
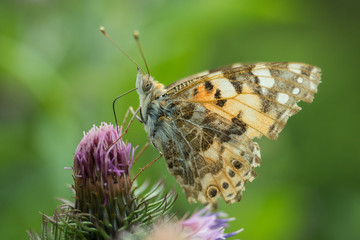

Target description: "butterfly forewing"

left=166, top=62, right=321, bottom=140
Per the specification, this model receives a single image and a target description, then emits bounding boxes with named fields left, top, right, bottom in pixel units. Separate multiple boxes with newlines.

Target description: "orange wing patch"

left=191, top=78, right=277, bottom=139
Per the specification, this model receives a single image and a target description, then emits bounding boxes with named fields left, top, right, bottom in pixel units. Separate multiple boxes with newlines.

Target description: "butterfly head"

left=136, top=68, right=165, bottom=96
left=136, top=68, right=154, bottom=95
left=135, top=68, right=166, bottom=125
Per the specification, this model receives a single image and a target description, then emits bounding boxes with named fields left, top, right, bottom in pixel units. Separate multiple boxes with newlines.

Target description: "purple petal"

left=73, top=123, right=138, bottom=201
left=181, top=207, right=242, bottom=240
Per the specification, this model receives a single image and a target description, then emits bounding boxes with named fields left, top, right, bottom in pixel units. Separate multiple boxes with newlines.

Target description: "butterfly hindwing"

left=161, top=101, right=261, bottom=204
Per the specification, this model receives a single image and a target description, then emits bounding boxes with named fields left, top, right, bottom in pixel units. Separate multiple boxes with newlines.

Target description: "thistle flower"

left=144, top=207, right=243, bottom=240
left=72, top=123, right=138, bottom=238
left=72, top=122, right=176, bottom=239
left=181, top=207, right=243, bottom=240
left=29, top=122, right=176, bottom=240
left=73, top=122, right=136, bottom=213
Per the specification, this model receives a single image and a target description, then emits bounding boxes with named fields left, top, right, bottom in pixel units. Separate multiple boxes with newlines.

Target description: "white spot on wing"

left=277, top=93, right=289, bottom=104
left=253, top=144, right=261, bottom=158
left=252, top=68, right=275, bottom=88
left=212, top=78, right=237, bottom=97
left=297, top=77, right=304, bottom=83
left=232, top=63, right=243, bottom=68
left=253, top=63, right=267, bottom=69
left=288, top=63, right=302, bottom=74
left=258, top=77, right=275, bottom=88
left=261, top=87, right=268, bottom=94
left=310, top=67, right=319, bottom=81
left=194, top=71, right=209, bottom=78
left=252, top=68, right=272, bottom=78
left=279, top=109, right=291, bottom=121
left=292, top=88, right=300, bottom=95
left=310, top=82, right=317, bottom=90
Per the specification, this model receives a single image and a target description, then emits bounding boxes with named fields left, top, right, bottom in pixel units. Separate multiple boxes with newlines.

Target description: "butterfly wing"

left=161, top=62, right=321, bottom=204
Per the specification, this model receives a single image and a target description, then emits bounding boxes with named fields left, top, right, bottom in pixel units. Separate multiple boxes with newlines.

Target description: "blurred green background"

left=1, top=0, right=359, bottom=239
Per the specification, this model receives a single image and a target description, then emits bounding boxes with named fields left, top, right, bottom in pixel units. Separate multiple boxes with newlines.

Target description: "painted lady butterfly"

left=135, top=62, right=321, bottom=204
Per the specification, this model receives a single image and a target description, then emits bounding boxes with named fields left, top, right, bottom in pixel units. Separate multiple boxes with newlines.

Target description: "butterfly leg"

left=129, top=106, right=143, bottom=123
left=119, top=106, right=141, bottom=129
left=120, top=106, right=140, bottom=136
left=150, top=138, right=163, bottom=155
left=106, top=106, right=141, bottom=152
left=120, top=106, right=132, bottom=129
left=133, top=141, right=150, bottom=164
left=132, top=153, right=163, bottom=184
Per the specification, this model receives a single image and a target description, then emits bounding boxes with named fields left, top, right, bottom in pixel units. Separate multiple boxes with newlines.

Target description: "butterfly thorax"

left=136, top=70, right=173, bottom=148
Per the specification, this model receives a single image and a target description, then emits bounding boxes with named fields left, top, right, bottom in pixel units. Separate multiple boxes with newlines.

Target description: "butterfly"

left=135, top=62, right=321, bottom=204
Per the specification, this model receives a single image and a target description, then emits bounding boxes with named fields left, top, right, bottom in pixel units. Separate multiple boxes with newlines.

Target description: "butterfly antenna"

left=100, top=26, right=145, bottom=74
left=112, top=88, right=137, bottom=127
left=133, top=30, right=150, bottom=76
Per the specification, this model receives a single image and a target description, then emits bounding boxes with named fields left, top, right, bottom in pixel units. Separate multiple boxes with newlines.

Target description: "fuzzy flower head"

left=30, top=122, right=177, bottom=239
left=74, top=122, right=136, bottom=185
left=181, top=207, right=243, bottom=240
left=146, top=207, right=243, bottom=240
left=73, top=122, right=138, bottom=236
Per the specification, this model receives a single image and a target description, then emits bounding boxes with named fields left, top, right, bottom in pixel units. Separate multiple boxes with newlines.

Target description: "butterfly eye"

left=142, top=81, right=152, bottom=92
